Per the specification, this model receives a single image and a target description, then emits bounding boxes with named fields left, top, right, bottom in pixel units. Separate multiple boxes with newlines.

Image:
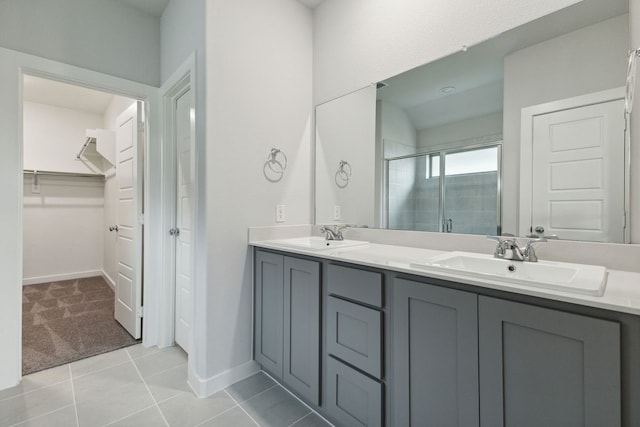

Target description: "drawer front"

left=327, top=296, right=383, bottom=378
left=326, top=356, right=383, bottom=427
left=327, top=264, right=383, bottom=307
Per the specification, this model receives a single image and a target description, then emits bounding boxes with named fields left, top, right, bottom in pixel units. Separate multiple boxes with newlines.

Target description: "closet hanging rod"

left=76, top=136, right=96, bottom=159
left=23, top=169, right=104, bottom=179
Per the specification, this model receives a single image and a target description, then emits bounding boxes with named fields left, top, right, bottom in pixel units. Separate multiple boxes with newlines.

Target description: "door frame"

left=518, top=87, right=628, bottom=242
left=158, top=54, right=197, bottom=354
left=0, top=46, right=162, bottom=389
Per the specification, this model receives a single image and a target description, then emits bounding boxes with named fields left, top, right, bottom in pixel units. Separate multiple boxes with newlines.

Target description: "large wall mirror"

left=315, top=0, right=631, bottom=243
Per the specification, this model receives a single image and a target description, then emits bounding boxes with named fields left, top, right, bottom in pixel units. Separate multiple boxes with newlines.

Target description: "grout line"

left=193, top=403, right=240, bottom=427
left=0, top=376, right=71, bottom=403
left=71, top=358, right=132, bottom=380
left=7, top=403, right=76, bottom=427
left=260, top=371, right=334, bottom=427
left=68, top=365, right=80, bottom=427
left=125, top=345, right=162, bottom=361
left=223, top=389, right=261, bottom=427
left=232, top=383, right=279, bottom=405
left=287, top=413, right=311, bottom=427
left=141, top=361, right=188, bottom=382
left=126, top=349, right=171, bottom=427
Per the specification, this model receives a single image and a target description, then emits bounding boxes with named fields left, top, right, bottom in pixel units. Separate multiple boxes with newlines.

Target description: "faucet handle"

left=524, top=237, right=547, bottom=262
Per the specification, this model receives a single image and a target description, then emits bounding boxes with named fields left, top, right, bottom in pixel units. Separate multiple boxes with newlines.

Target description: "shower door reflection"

left=386, top=144, right=501, bottom=235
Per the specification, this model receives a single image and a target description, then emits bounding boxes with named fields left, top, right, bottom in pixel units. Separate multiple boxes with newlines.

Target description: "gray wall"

left=631, top=0, right=640, bottom=243
left=0, top=0, right=161, bottom=86
left=502, top=14, right=629, bottom=235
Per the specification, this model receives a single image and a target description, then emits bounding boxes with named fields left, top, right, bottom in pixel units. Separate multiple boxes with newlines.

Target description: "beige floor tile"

left=106, top=406, right=168, bottom=427
left=12, top=405, right=77, bottom=427
left=145, top=364, right=190, bottom=403
left=70, top=348, right=130, bottom=378
left=133, top=347, right=188, bottom=379
left=0, top=381, right=74, bottom=426
left=0, top=365, right=70, bottom=401
left=198, top=406, right=258, bottom=427
left=158, top=391, right=235, bottom=427
left=74, top=362, right=154, bottom=427
left=126, top=344, right=162, bottom=360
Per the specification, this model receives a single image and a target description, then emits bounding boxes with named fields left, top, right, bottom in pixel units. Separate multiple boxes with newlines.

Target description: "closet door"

left=114, top=102, right=144, bottom=339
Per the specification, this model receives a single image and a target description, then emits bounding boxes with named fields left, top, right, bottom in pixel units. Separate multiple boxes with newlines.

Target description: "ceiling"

left=22, top=76, right=117, bottom=114
left=377, top=0, right=629, bottom=130
left=114, top=0, right=170, bottom=17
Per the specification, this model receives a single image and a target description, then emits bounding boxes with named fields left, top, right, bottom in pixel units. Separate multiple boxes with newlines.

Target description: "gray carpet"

left=22, top=276, right=140, bottom=375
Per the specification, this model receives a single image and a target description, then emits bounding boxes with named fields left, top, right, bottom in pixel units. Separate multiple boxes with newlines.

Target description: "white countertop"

left=250, top=239, right=640, bottom=316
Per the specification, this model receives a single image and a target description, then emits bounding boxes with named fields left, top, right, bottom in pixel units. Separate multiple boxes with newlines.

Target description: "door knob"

left=169, top=228, right=180, bottom=236
left=108, top=225, right=119, bottom=232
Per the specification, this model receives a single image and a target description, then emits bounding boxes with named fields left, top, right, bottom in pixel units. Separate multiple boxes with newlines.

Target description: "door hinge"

left=138, top=121, right=145, bottom=129
left=136, top=307, right=144, bottom=318
left=138, top=214, right=145, bottom=225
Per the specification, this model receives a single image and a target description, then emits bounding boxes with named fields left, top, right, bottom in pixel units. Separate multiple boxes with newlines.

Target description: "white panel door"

left=115, top=102, right=143, bottom=338
left=174, top=89, right=194, bottom=352
left=531, top=99, right=625, bottom=242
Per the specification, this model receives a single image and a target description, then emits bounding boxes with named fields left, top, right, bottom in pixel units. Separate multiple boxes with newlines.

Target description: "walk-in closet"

left=21, top=75, right=142, bottom=374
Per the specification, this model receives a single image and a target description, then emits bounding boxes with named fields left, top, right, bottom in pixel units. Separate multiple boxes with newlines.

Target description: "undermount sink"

left=410, top=251, right=607, bottom=296
left=266, top=236, right=369, bottom=251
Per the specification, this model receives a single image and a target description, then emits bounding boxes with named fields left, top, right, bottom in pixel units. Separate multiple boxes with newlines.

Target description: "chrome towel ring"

left=263, top=148, right=288, bottom=182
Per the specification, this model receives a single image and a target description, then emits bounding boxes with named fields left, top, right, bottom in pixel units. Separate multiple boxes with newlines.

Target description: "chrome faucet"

left=320, top=225, right=349, bottom=241
left=487, top=236, right=547, bottom=262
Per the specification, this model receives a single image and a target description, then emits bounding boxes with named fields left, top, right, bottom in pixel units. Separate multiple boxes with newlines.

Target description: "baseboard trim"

left=188, top=360, right=259, bottom=398
left=23, top=270, right=103, bottom=286
left=101, top=270, right=116, bottom=291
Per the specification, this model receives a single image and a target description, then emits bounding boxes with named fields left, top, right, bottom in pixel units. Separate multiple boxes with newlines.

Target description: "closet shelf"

left=76, top=129, right=116, bottom=173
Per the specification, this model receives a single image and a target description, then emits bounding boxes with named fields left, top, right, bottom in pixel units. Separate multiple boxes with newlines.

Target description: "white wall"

left=316, top=86, right=377, bottom=226
left=23, top=102, right=104, bottom=173
left=503, top=14, right=628, bottom=234
left=313, top=0, right=581, bottom=105
left=0, top=0, right=161, bottom=86
left=379, top=101, right=417, bottom=152
left=22, top=101, right=106, bottom=284
left=23, top=176, right=104, bottom=284
left=417, top=112, right=503, bottom=152
left=205, top=0, right=312, bottom=381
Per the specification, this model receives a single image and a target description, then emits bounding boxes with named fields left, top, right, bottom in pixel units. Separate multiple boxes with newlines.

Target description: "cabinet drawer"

left=326, top=356, right=383, bottom=427
left=327, top=264, right=383, bottom=307
left=327, top=296, right=382, bottom=378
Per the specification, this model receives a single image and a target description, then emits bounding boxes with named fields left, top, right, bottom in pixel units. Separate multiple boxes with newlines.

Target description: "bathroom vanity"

left=251, top=238, right=640, bottom=427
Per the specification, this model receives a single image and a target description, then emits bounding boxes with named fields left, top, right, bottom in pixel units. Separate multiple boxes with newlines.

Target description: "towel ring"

left=626, top=48, right=640, bottom=114
left=335, top=160, right=352, bottom=188
left=263, top=148, right=287, bottom=182
left=266, top=148, right=287, bottom=174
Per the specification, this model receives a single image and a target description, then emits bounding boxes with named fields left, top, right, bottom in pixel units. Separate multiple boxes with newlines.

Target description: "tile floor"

left=0, top=345, right=333, bottom=427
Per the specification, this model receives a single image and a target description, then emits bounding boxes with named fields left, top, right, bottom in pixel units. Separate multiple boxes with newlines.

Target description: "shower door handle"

left=445, top=218, right=453, bottom=233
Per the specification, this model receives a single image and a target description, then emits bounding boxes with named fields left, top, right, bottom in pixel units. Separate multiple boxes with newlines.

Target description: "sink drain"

left=507, top=264, right=516, bottom=272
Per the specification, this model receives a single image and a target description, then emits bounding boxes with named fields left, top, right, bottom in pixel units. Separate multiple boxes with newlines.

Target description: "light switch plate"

left=333, top=205, right=341, bottom=221
left=276, top=204, right=286, bottom=223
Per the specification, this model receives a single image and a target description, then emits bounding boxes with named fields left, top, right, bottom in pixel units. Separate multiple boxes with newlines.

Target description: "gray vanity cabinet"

left=479, top=295, right=621, bottom=427
left=254, top=250, right=321, bottom=405
left=393, top=278, right=479, bottom=427
left=254, top=251, right=284, bottom=376
left=325, top=264, right=384, bottom=427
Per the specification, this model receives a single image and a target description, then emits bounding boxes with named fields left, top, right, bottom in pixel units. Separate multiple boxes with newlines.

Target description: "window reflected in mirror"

left=386, top=145, right=500, bottom=235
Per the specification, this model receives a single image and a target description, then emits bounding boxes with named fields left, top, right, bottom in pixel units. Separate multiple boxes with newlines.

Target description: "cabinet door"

left=254, top=251, right=284, bottom=377
left=283, top=256, right=321, bottom=405
left=327, top=296, right=382, bottom=378
left=326, top=356, right=383, bottom=427
left=479, top=296, right=621, bottom=427
left=393, top=278, right=479, bottom=427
